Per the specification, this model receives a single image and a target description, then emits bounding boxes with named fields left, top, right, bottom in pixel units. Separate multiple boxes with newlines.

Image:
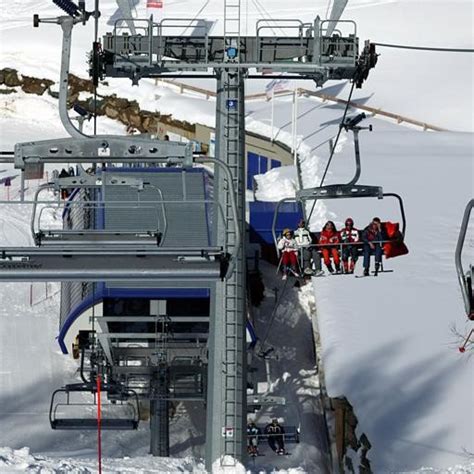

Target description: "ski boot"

left=335, top=262, right=342, bottom=274
left=363, top=267, right=370, bottom=277
left=326, top=263, right=335, bottom=274
left=374, top=262, right=380, bottom=276
left=349, top=260, right=356, bottom=274
left=343, top=261, right=350, bottom=274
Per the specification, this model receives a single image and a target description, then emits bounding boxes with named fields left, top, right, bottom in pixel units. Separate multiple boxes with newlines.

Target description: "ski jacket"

left=264, top=423, right=285, bottom=435
left=318, top=229, right=340, bottom=247
left=340, top=228, right=360, bottom=244
left=362, top=225, right=385, bottom=244
left=277, top=236, right=298, bottom=253
left=294, top=227, right=313, bottom=247
left=247, top=425, right=261, bottom=437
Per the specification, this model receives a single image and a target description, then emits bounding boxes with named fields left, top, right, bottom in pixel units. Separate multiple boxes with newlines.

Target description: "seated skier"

left=264, top=418, right=286, bottom=455
left=362, top=217, right=386, bottom=276
left=339, top=217, right=360, bottom=274
left=294, top=219, right=323, bottom=276
left=319, top=221, right=341, bottom=273
left=277, top=229, right=300, bottom=280
left=247, top=421, right=261, bottom=456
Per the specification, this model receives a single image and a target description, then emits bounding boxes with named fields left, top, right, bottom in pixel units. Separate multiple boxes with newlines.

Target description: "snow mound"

left=0, top=447, right=206, bottom=473
left=254, top=165, right=298, bottom=201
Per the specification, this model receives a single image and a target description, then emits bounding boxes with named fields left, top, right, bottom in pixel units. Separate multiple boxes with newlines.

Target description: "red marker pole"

left=458, top=329, right=474, bottom=353
left=97, top=375, right=102, bottom=474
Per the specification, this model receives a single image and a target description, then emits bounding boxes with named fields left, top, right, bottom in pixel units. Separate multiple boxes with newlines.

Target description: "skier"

left=264, top=418, right=286, bottom=454
left=247, top=421, right=261, bottom=456
left=319, top=221, right=341, bottom=273
left=362, top=217, right=386, bottom=276
left=277, top=229, right=300, bottom=280
left=339, top=217, right=360, bottom=274
left=294, top=219, right=323, bottom=276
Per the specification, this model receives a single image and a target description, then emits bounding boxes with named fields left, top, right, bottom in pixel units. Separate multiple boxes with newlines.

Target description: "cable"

left=93, top=0, right=99, bottom=136
left=253, top=0, right=286, bottom=36
left=373, top=42, right=474, bottom=53
left=259, top=277, right=290, bottom=349
left=307, top=80, right=356, bottom=222
left=325, top=0, right=332, bottom=20
left=250, top=0, right=276, bottom=35
left=181, top=0, right=210, bottom=36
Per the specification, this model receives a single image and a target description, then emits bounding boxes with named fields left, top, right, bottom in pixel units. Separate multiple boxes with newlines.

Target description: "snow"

left=309, top=130, right=474, bottom=471
left=0, top=0, right=473, bottom=472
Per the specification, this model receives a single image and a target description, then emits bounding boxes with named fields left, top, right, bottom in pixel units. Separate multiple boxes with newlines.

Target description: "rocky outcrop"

left=0, top=67, right=197, bottom=138
left=333, top=396, right=373, bottom=473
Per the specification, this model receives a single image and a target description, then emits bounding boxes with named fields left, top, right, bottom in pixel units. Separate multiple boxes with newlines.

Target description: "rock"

left=2, top=68, right=22, bottom=87
left=21, top=76, right=54, bottom=95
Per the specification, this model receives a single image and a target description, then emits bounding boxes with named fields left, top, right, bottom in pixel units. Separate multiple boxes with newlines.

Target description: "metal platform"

left=0, top=252, right=225, bottom=282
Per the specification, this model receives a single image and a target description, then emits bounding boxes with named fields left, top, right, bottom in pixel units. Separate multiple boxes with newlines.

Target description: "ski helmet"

left=345, top=218, right=354, bottom=227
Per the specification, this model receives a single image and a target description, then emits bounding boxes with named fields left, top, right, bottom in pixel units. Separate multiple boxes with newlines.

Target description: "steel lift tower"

left=98, top=2, right=376, bottom=465
left=0, top=0, right=376, bottom=469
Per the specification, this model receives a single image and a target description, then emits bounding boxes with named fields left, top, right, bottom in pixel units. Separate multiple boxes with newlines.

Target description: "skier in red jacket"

left=339, top=217, right=360, bottom=274
left=277, top=229, right=300, bottom=280
left=319, top=221, right=341, bottom=273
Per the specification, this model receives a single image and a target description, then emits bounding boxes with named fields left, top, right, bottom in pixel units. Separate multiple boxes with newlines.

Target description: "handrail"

left=455, top=199, right=474, bottom=318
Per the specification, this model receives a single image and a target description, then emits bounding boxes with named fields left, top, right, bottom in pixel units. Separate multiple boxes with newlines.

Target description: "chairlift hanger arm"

left=455, top=199, right=474, bottom=319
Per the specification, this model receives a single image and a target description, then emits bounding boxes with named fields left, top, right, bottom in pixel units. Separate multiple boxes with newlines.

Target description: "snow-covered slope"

left=310, top=129, right=473, bottom=471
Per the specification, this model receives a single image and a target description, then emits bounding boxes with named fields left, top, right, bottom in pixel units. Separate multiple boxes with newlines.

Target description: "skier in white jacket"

left=294, top=219, right=323, bottom=276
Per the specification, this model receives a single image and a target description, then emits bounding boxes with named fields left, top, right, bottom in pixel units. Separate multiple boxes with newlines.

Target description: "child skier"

left=362, top=217, right=386, bottom=276
left=247, top=421, right=261, bottom=456
left=277, top=229, right=300, bottom=280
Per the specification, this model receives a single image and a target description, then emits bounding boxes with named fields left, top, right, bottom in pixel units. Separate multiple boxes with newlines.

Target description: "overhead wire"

left=255, top=0, right=288, bottom=36
left=307, top=79, right=356, bottom=222
left=373, top=42, right=474, bottom=53
left=325, top=0, right=332, bottom=20
left=250, top=0, right=276, bottom=35
left=180, top=0, right=210, bottom=36
left=258, top=277, right=290, bottom=350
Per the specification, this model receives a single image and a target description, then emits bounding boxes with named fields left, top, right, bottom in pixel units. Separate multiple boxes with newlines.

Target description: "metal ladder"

left=224, top=0, right=241, bottom=62
left=221, top=87, right=246, bottom=467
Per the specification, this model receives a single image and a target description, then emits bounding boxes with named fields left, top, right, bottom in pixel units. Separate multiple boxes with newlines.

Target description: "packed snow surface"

left=308, top=130, right=474, bottom=471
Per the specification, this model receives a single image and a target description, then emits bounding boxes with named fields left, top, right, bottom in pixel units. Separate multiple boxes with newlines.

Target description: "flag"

left=147, top=0, right=163, bottom=8
left=265, top=79, right=290, bottom=100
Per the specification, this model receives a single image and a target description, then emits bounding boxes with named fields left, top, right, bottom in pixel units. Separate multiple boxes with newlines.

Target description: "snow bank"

left=0, top=447, right=206, bottom=473
left=254, top=165, right=298, bottom=201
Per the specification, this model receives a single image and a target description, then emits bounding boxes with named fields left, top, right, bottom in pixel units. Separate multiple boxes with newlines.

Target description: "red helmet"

left=345, top=217, right=354, bottom=227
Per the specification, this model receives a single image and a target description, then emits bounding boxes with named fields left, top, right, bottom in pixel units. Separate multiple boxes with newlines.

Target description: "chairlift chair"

left=49, top=382, right=140, bottom=430
left=272, top=114, right=407, bottom=271
left=247, top=401, right=302, bottom=451
left=455, top=199, right=474, bottom=320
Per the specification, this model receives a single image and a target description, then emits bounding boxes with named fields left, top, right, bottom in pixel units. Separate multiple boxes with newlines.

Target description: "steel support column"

left=206, top=68, right=247, bottom=470
left=150, top=368, right=170, bottom=457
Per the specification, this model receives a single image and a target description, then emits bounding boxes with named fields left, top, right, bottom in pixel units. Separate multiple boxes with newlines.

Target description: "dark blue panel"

left=259, top=156, right=268, bottom=175
left=247, top=152, right=260, bottom=191
left=271, top=159, right=281, bottom=169
left=249, top=201, right=303, bottom=244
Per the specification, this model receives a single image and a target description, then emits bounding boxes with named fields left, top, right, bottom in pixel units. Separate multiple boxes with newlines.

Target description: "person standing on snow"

left=362, top=217, right=386, bottom=276
left=339, top=217, right=360, bottom=274
left=319, top=221, right=341, bottom=273
left=264, top=419, right=286, bottom=455
left=294, top=219, right=323, bottom=276
left=277, top=229, right=300, bottom=280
